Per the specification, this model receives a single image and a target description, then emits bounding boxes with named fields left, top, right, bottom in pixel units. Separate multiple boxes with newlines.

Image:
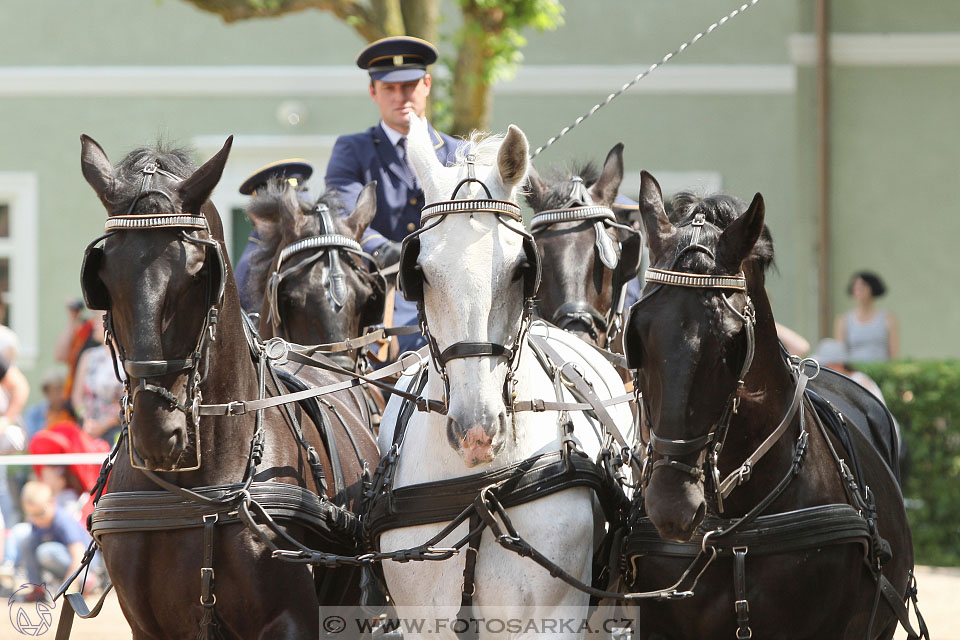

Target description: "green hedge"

left=859, top=360, right=960, bottom=566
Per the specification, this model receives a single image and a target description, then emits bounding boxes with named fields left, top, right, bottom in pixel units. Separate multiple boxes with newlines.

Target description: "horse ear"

left=525, top=165, right=547, bottom=206
left=80, top=134, right=117, bottom=210
left=716, top=193, right=765, bottom=272
left=638, top=170, right=675, bottom=259
left=405, top=117, right=443, bottom=192
left=589, top=142, right=624, bottom=206
left=179, top=136, right=233, bottom=213
left=343, top=181, right=377, bottom=242
left=496, top=125, right=529, bottom=189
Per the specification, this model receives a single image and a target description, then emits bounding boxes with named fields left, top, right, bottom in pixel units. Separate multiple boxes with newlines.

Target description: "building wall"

left=0, top=0, right=957, bottom=396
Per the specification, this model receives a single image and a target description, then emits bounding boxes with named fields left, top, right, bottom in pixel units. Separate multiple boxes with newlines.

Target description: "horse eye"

left=512, top=260, right=529, bottom=282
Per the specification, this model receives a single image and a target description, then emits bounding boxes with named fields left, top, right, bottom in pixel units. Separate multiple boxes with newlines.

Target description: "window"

left=0, top=174, right=38, bottom=366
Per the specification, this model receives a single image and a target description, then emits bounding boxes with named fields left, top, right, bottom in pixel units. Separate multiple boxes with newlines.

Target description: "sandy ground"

left=1, top=565, right=955, bottom=639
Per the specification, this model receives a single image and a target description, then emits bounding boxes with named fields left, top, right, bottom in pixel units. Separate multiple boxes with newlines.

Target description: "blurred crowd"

left=0, top=299, right=117, bottom=601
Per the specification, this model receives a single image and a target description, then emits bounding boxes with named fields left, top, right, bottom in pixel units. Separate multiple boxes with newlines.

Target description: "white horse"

left=375, top=117, right=633, bottom=638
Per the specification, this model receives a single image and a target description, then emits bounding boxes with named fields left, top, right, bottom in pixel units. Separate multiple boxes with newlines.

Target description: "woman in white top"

left=834, top=271, right=899, bottom=362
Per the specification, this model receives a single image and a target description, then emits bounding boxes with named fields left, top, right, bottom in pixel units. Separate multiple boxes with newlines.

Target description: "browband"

left=421, top=199, right=522, bottom=224
left=105, top=214, right=209, bottom=232
left=644, top=267, right=746, bottom=292
left=529, top=206, right=615, bottom=230
left=277, top=234, right=363, bottom=268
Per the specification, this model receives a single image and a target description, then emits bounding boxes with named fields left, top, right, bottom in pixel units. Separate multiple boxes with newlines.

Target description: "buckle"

left=226, top=401, right=247, bottom=416
left=532, top=399, right=546, bottom=412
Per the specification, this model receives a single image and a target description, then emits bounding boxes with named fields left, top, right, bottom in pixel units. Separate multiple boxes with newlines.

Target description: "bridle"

left=530, top=176, right=639, bottom=347
left=264, top=202, right=386, bottom=362
left=627, top=212, right=757, bottom=511
left=80, top=162, right=228, bottom=471
left=398, top=156, right=541, bottom=412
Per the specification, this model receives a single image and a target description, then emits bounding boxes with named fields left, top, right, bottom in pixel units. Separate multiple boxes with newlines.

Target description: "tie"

left=397, top=137, right=417, bottom=187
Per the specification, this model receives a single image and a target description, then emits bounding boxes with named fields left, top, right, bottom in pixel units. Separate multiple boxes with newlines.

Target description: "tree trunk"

left=401, top=0, right=438, bottom=45
left=451, top=10, right=500, bottom=137
left=371, top=0, right=404, bottom=36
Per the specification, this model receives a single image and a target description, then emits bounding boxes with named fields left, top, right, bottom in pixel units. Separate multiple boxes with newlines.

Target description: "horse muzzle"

left=447, top=412, right=507, bottom=468
left=644, top=466, right=707, bottom=542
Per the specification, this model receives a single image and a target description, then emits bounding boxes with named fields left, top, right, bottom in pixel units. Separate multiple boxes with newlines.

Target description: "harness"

left=530, top=176, right=640, bottom=348
left=70, top=165, right=377, bottom=639
left=398, top=157, right=541, bottom=414
left=622, top=213, right=928, bottom=640
left=264, top=202, right=387, bottom=345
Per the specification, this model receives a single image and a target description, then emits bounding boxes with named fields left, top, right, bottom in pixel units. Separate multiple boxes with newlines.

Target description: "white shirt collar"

left=379, top=117, right=429, bottom=148
left=379, top=120, right=407, bottom=148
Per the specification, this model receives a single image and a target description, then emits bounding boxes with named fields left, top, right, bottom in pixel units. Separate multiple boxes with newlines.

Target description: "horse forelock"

left=111, top=144, right=196, bottom=208
left=670, top=191, right=775, bottom=273
left=524, top=161, right=600, bottom=211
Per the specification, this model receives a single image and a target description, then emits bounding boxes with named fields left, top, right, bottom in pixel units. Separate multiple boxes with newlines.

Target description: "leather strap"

left=123, top=357, right=197, bottom=378
left=198, top=513, right=219, bottom=639
left=439, top=341, right=511, bottom=365
left=878, top=573, right=925, bottom=640
left=527, top=334, right=640, bottom=480
left=513, top=393, right=633, bottom=413
left=733, top=546, right=751, bottom=639
left=455, top=512, right=483, bottom=640
left=198, top=348, right=438, bottom=416
left=56, top=586, right=114, bottom=640
left=718, top=372, right=809, bottom=499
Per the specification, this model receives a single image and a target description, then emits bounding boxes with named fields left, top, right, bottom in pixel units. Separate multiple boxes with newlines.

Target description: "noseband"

left=81, top=163, right=228, bottom=471
left=632, top=212, right=756, bottom=510
left=530, top=176, right=638, bottom=347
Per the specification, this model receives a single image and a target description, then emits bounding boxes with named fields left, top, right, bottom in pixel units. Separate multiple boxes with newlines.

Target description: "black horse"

left=246, top=182, right=385, bottom=365
left=526, top=143, right=642, bottom=350
left=79, top=136, right=379, bottom=638
left=622, top=172, right=917, bottom=639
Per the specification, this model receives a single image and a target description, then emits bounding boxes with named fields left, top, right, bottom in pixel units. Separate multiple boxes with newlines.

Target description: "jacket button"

left=406, top=222, right=416, bottom=231
left=409, top=197, right=418, bottom=205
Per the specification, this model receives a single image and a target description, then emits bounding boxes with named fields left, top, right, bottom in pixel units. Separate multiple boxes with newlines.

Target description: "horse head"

left=80, top=134, right=233, bottom=471
left=251, top=182, right=383, bottom=364
left=626, top=170, right=770, bottom=541
left=526, top=143, right=642, bottom=347
left=401, top=116, right=537, bottom=467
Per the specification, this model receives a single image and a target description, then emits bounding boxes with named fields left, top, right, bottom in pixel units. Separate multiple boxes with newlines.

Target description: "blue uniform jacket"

left=325, top=122, right=460, bottom=251
left=325, top=122, right=461, bottom=353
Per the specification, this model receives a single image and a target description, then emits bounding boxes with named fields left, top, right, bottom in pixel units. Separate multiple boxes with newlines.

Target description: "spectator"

left=0, top=352, right=29, bottom=529
left=54, top=298, right=99, bottom=414
left=13, top=482, right=90, bottom=599
left=70, top=312, right=122, bottom=445
left=834, top=271, right=899, bottom=362
left=29, top=421, right=109, bottom=523
left=23, top=367, right=70, bottom=443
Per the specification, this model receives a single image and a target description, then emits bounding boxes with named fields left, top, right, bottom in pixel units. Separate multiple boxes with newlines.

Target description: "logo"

left=8, top=583, right=56, bottom=636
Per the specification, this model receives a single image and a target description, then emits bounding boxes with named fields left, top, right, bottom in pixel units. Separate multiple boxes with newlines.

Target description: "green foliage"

left=859, top=360, right=960, bottom=566
left=455, top=0, right=564, bottom=85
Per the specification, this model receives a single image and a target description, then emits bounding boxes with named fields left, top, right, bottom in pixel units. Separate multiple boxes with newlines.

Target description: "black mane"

left=525, top=161, right=600, bottom=211
left=670, top=191, right=775, bottom=273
